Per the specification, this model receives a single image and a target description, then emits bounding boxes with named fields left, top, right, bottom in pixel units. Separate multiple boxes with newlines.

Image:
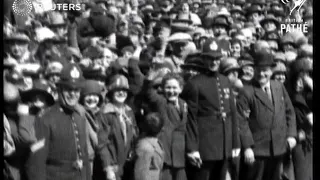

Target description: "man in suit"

left=236, top=51, right=297, bottom=180
left=181, top=39, right=240, bottom=180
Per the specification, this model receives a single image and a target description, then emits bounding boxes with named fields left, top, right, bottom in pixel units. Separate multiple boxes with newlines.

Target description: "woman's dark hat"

left=20, top=79, right=55, bottom=106
left=80, top=80, right=104, bottom=106
left=260, top=15, right=280, bottom=29
left=181, top=53, right=207, bottom=71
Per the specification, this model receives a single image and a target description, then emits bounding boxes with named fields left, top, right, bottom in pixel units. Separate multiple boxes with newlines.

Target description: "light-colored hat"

left=168, top=33, right=192, bottom=42
left=273, top=62, right=287, bottom=73
left=220, top=57, right=240, bottom=74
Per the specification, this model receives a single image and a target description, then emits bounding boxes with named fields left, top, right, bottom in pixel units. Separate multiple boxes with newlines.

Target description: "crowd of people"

left=3, top=0, right=313, bottom=180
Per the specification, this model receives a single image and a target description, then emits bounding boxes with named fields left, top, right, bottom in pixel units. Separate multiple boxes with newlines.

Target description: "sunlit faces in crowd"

left=254, top=66, right=273, bottom=86
left=192, top=2, right=200, bottom=13
left=161, top=0, right=173, bottom=12
left=7, top=39, right=29, bottom=61
left=181, top=3, right=190, bottom=13
left=61, top=86, right=81, bottom=107
left=240, top=28, right=254, bottom=48
left=111, top=89, right=128, bottom=104
left=171, top=41, right=188, bottom=58
left=50, top=24, right=68, bottom=38
left=93, top=47, right=114, bottom=69
left=247, top=12, right=262, bottom=23
left=254, top=40, right=271, bottom=54
left=230, top=39, right=242, bottom=58
left=212, top=24, right=228, bottom=37
left=241, top=65, right=255, bottom=82
left=272, top=71, right=286, bottom=84
left=155, top=25, right=171, bottom=40
left=83, top=94, right=100, bottom=110
left=203, top=55, right=222, bottom=72
left=266, top=40, right=279, bottom=55
left=161, top=73, right=184, bottom=104
left=262, top=21, right=277, bottom=32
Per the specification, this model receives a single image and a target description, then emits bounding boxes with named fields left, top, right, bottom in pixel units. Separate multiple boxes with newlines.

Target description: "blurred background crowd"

left=3, top=0, right=313, bottom=180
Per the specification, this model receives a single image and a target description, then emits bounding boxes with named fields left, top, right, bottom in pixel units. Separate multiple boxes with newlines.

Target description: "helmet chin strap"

left=58, top=87, right=77, bottom=111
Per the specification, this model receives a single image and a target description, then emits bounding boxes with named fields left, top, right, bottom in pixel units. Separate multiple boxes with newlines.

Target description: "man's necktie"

left=264, top=86, right=273, bottom=104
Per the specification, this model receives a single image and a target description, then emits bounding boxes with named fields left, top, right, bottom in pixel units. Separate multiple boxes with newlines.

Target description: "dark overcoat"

left=25, top=104, right=91, bottom=180
left=181, top=73, right=240, bottom=161
left=144, top=79, right=188, bottom=168
left=236, top=80, right=297, bottom=156
left=97, top=103, right=138, bottom=179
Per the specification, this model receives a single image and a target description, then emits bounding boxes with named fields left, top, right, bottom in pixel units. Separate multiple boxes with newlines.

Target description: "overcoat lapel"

left=271, top=81, right=282, bottom=114
left=254, top=86, right=274, bottom=112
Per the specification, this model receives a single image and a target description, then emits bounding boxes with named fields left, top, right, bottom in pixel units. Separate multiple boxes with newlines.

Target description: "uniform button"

left=221, top=107, right=224, bottom=110
left=60, top=108, right=63, bottom=112
left=77, top=145, right=81, bottom=149
left=75, top=131, right=79, bottom=135
left=220, top=100, right=224, bottom=104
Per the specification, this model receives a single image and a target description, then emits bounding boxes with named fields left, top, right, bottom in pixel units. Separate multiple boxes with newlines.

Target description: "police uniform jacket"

left=181, top=72, right=240, bottom=161
left=237, top=80, right=297, bottom=157
left=143, top=79, right=189, bottom=168
left=26, top=104, right=91, bottom=180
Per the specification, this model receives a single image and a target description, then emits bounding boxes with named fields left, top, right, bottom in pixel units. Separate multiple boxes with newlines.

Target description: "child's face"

left=163, top=79, right=182, bottom=103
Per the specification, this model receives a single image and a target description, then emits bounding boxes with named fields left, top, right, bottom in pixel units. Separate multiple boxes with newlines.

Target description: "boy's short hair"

left=144, top=112, right=164, bottom=137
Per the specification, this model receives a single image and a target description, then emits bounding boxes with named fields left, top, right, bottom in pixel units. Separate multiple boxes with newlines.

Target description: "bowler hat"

left=253, top=51, right=276, bottom=67
left=212, top=17, right=230, bottom=30
left=246, top=6, right=262, bottom=16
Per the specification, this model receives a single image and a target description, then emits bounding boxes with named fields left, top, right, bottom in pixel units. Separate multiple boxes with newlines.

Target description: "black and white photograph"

left=3, top=0, right=313, bottom=180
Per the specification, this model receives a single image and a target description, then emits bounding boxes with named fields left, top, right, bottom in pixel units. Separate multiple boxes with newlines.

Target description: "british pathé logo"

left=281, top=0, right=307, bottom=16
left=281, top=19, right=308, bottom=33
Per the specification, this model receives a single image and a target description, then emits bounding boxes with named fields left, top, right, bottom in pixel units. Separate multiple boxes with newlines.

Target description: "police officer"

left=181, top=39, right=240, bottom=180
left=26, top=64, right=91, bottom=180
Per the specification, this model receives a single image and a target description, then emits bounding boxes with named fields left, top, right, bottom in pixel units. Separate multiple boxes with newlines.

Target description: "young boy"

left=134, top=112, right=164, bottom=180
